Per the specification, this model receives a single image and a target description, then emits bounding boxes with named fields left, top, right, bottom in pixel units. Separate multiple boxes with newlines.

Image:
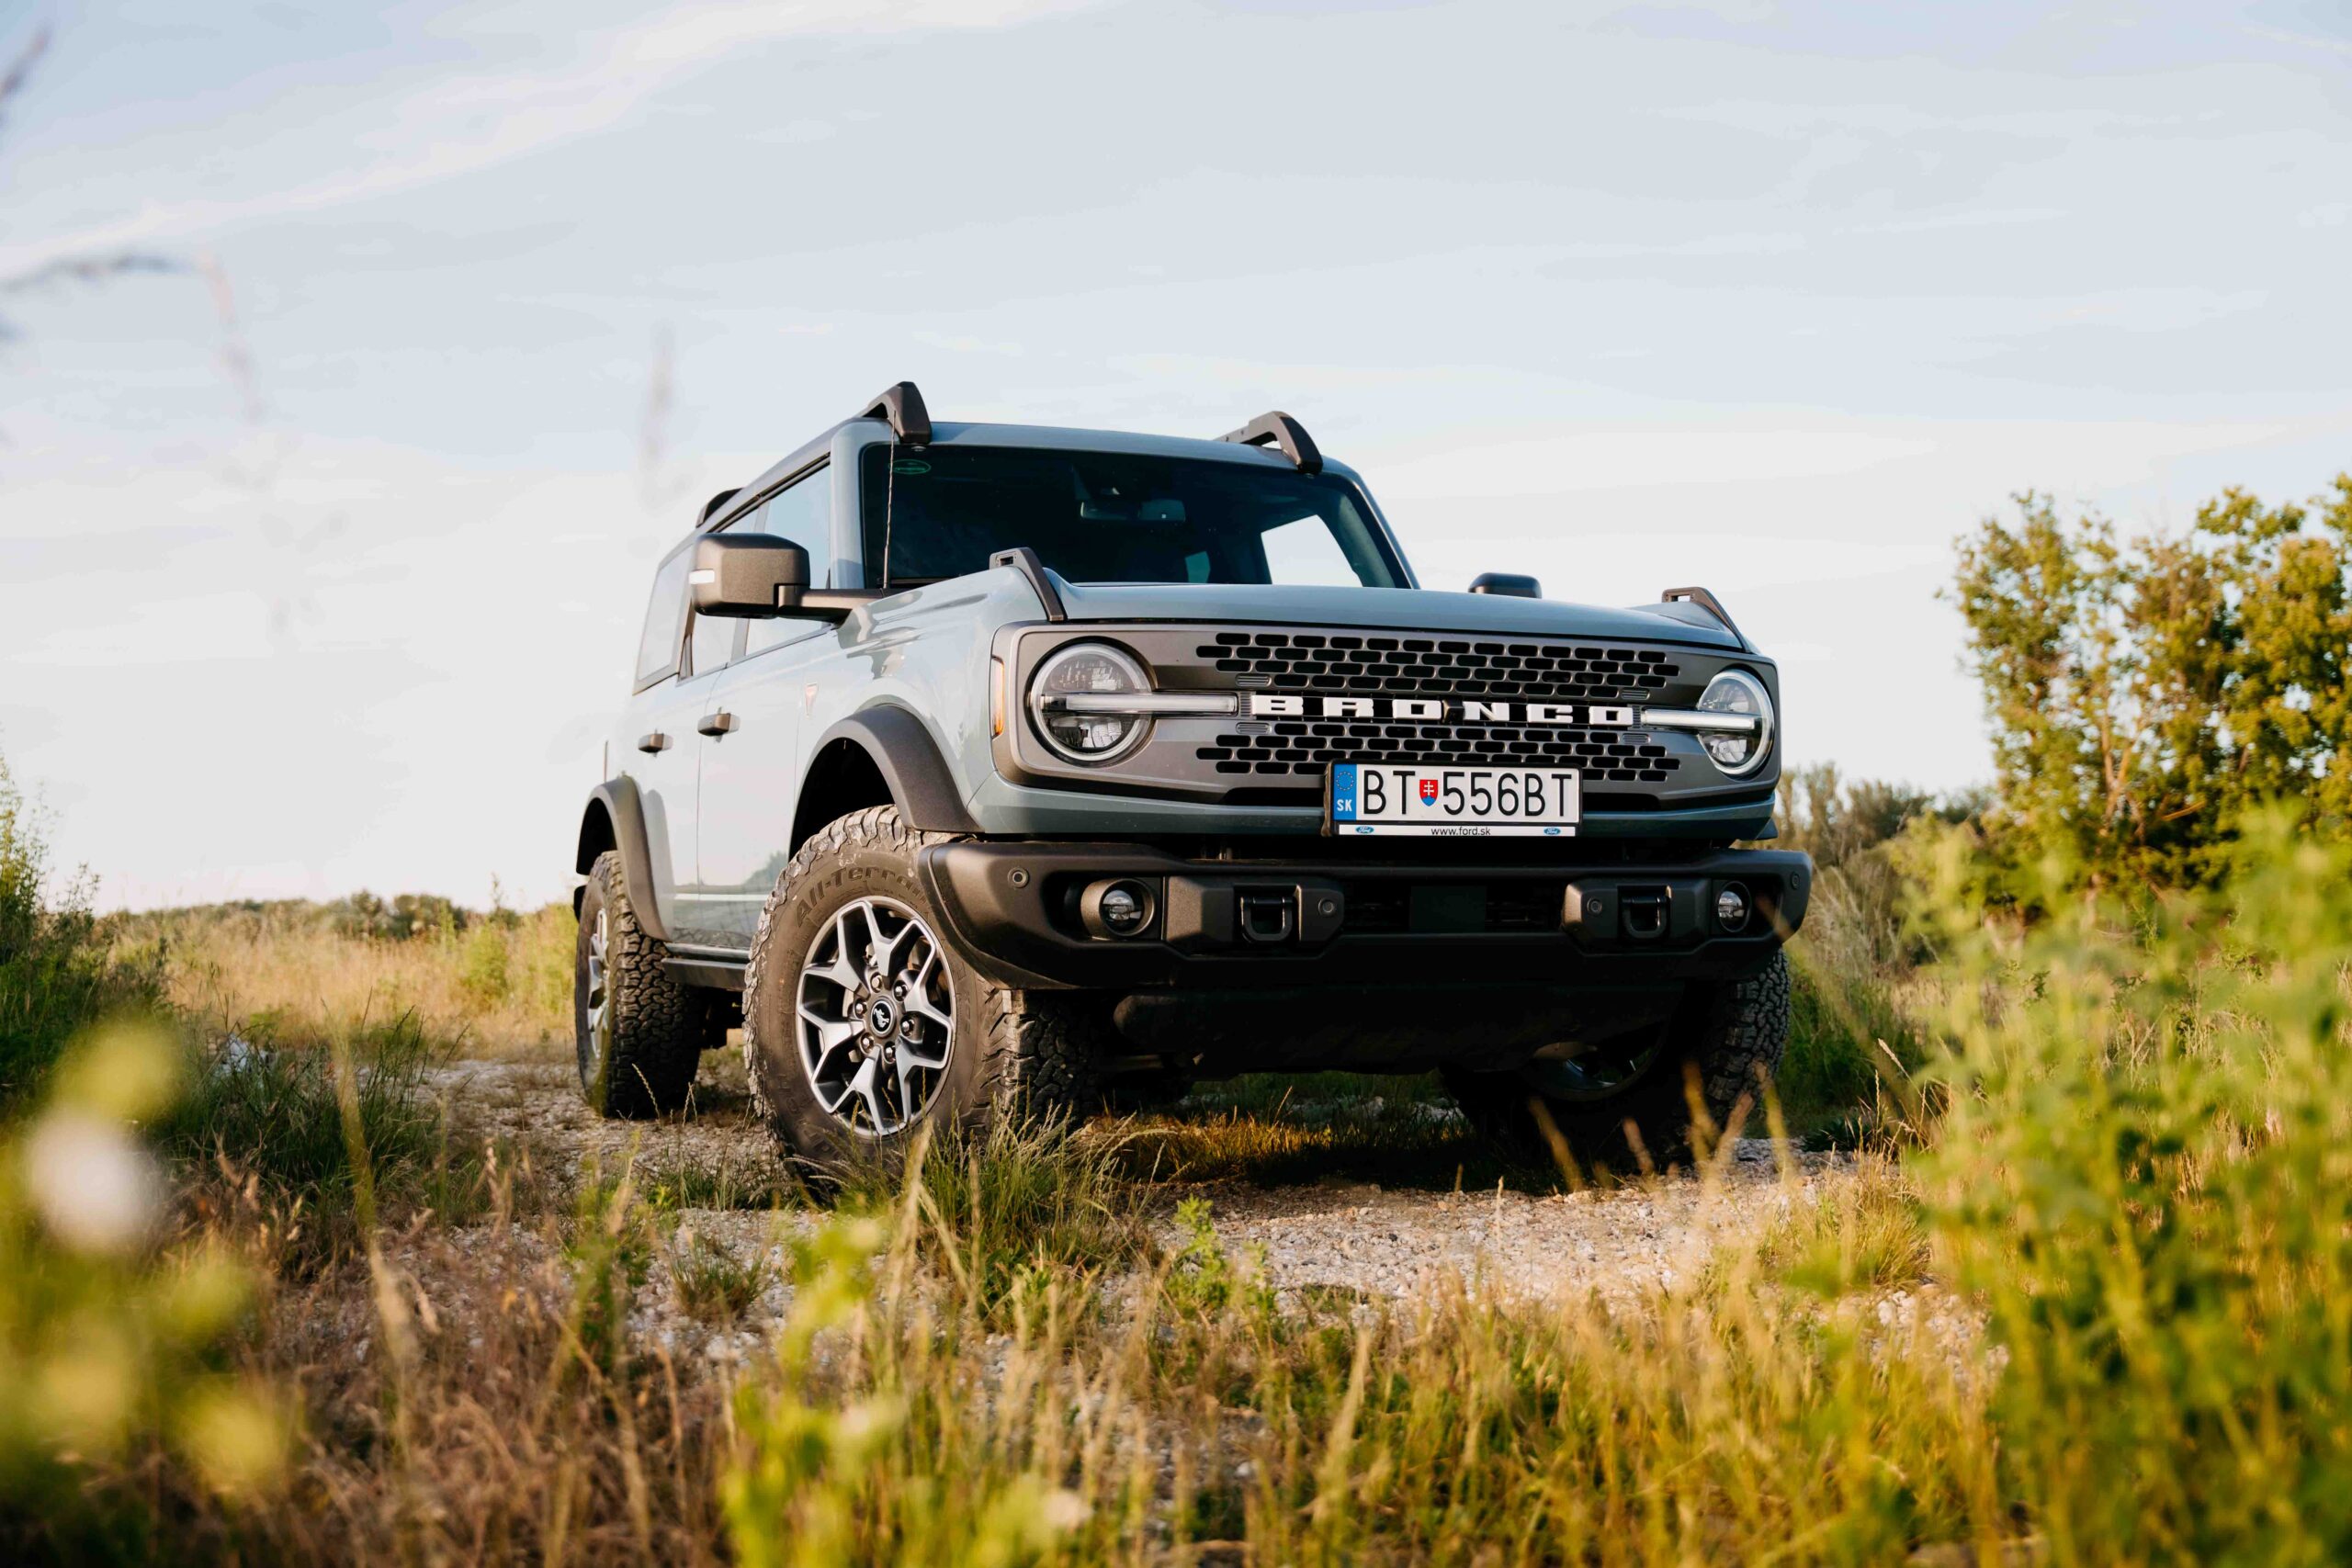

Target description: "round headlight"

left=1696, top=670, right=1774, bottom=775
left=1029, top=642, right=1151, bottom=763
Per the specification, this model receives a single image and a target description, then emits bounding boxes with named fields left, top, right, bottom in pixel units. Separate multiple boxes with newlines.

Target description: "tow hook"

left=1237, top=888, right=1296, bottom=944
left=1619, top=886, right=1670, bottom=941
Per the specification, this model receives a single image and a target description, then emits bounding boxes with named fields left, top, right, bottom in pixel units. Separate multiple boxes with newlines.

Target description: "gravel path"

left=426, top=1056, right=1852, bottom=1321
left=1177, top=1145, right=1837, bottom=1309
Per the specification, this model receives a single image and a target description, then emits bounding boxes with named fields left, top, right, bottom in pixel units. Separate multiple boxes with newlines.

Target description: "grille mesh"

left=1196, top=631, right=1679, bottom=699
left=1198, top=721, right=1680, bottom=783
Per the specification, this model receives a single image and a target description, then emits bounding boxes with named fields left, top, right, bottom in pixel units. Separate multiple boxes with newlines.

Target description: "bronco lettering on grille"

left=1245, top=694, right=1637, bottom=727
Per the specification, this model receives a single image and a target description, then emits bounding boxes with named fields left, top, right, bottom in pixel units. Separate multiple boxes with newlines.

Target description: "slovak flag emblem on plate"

left=1418, top=777, right=1440, bottom=805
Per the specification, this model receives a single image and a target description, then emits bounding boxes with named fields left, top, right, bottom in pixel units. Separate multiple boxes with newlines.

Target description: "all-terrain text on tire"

left=571, top=382, right=1810, bottom=1168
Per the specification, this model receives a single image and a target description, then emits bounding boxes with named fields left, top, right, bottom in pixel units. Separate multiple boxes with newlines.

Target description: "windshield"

left=857, top=445, right=1406, bottom=589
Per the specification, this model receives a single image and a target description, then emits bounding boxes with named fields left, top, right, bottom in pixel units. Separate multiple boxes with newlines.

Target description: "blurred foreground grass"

left=4, top=748, right=2350, bottom=1560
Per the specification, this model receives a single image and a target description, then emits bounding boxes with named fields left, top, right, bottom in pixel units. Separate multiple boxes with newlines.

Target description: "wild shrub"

left=1767, top=764, right=1955, bottom=1133
left=0, top=752, right=164, bottom=1110
left=1916, top=814, right=2352, bottom=1561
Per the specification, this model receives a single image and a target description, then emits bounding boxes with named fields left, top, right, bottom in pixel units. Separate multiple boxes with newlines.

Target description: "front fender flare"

left=578, top=776, right=672, bottom=943
left=810, top=705, right=981, bottom=835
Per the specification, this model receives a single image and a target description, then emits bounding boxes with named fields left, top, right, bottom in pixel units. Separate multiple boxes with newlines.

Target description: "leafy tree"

left=1951, top=479, right=2352, bottom=887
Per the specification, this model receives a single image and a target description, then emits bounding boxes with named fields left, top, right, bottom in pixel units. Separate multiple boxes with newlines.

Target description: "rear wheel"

left=575, top=852, right=703, bottom=1117
left=1443, top=951, right=1790, bottom=1170
left=741, top=807, right=1097, bottom=1169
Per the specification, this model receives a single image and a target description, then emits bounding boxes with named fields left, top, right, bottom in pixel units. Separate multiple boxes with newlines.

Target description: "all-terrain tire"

left=741, top=806, right=1099, bottom=1170
left=574, top=851, right=703, bottom=1118
left=1444, top=950, right=1791, bottom=1171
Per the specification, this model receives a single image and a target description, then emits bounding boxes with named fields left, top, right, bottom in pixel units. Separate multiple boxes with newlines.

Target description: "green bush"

left=0, top=753, right=164, bottom=1111
left=1764, top=764, right=1953, bottom=1134
left=1917, top=815, right=2352, bottom=1561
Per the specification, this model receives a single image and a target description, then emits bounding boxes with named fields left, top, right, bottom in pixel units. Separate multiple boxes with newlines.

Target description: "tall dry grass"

left=127, top=898, right=573, bottom=1060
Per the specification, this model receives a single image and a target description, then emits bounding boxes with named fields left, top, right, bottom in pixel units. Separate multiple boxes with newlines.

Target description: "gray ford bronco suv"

left=572, top=383, right=1809, bottom=1168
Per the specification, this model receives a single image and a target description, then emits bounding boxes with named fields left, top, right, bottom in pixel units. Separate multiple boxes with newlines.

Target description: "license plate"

left=1327, top=763, right=1580, bottom=837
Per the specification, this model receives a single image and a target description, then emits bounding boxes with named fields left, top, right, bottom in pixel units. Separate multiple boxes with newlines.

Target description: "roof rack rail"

left=857, top=380, right=932, bottom=445
left=698, top=488, right=741, bottom=525
left=1660, top=586, right=1751, bottom=650
left=1218, top=411, right=1322, bottom=474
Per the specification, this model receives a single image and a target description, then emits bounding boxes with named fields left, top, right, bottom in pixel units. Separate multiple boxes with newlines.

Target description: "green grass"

left=636, top=1146, right=800, bottom=1213
left=160, top=1010, right=477, bottom=1254
left=835, top=1112, right=1150, bottom=1314
left=668, top=1229, right=775, bottom=1325
left=1755, top=1152, right=1929, bottom=1296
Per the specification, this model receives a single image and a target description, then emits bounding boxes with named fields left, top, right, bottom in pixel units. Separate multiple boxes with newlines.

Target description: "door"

left=696, top=465, right=836, bottom=946
left=622, top=545, right=738, bottom=947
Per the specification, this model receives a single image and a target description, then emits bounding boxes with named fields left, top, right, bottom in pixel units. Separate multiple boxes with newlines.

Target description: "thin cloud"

left=0, top=0, right=1100, bottom=276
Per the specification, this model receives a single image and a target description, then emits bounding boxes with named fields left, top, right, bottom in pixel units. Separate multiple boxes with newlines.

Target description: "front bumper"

left=919, top=840, right=1810, bottom=1072
left=919, top=840, right=1809, bottom=989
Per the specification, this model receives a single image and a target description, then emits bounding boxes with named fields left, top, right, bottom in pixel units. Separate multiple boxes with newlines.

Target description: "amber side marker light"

left=990, top=657, right=1007, bottom=738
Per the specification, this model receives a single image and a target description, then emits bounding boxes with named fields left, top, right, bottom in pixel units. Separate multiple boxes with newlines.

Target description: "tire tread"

left=579, top=852, right=702, bottom=1118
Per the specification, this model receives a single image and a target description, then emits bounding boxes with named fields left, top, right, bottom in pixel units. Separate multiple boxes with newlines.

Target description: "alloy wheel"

left=796, top=896, right=954, bottom=1137
left=582, top=906, right=613, bottom=1078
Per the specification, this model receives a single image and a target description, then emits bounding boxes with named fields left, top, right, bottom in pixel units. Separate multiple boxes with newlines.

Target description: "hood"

left=1046, top=581, right=1746, bottom=650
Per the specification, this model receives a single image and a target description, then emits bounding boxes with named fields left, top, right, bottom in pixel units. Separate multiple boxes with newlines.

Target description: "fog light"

left=1100, top=884, right=1146, bottom=934
left=1081, top=878, right=1157, bottom=939
left=1714, top=885, right=1749, bottom=932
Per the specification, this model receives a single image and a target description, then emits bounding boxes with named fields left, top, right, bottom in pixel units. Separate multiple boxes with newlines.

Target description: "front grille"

left=1196, top=721, right=1681, bottom=783
left=1195, top=631, right=1679, bottom=701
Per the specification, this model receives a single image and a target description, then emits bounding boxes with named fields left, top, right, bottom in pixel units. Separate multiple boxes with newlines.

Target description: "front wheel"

left=741, top=807, right=1097, bottom=1168
left=1443, top=951, right=1790, bottom=1170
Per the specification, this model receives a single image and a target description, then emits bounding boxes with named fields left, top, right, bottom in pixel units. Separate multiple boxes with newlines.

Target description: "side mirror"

left=1469, top=571, right=1541, bottom=599
left=690, top=535, right=808, bottom=618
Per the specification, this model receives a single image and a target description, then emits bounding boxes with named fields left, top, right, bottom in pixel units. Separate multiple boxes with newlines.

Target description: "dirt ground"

left=423, top=1052, right=1872, bottom=1357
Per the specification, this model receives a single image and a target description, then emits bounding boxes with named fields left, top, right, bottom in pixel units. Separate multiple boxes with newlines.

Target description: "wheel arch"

left=792, top=705, right=980, bottom=853
left=574, top=777, right=672, bottom=942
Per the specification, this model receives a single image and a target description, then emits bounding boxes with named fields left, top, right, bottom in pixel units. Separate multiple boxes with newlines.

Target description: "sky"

left=3, top=0, right=2350, bottom=910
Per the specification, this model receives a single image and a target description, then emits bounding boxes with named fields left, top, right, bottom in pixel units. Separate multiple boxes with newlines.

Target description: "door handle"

left=636, top=731, right=671, bottom=754
left=697, top=711, right=738, bottom=738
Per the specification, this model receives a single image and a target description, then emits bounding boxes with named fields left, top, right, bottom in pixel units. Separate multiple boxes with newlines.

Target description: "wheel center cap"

left=865, top=997, right=898, bottom=1036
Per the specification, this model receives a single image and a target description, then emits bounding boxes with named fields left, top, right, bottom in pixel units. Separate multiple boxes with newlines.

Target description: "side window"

left=633, top=549, right=693, bottom=687
left=745, top=466, right=831, bottom=659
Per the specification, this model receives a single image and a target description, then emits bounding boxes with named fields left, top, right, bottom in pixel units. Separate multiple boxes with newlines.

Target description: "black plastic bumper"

left=916, top=840, right=1811, bottom=994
